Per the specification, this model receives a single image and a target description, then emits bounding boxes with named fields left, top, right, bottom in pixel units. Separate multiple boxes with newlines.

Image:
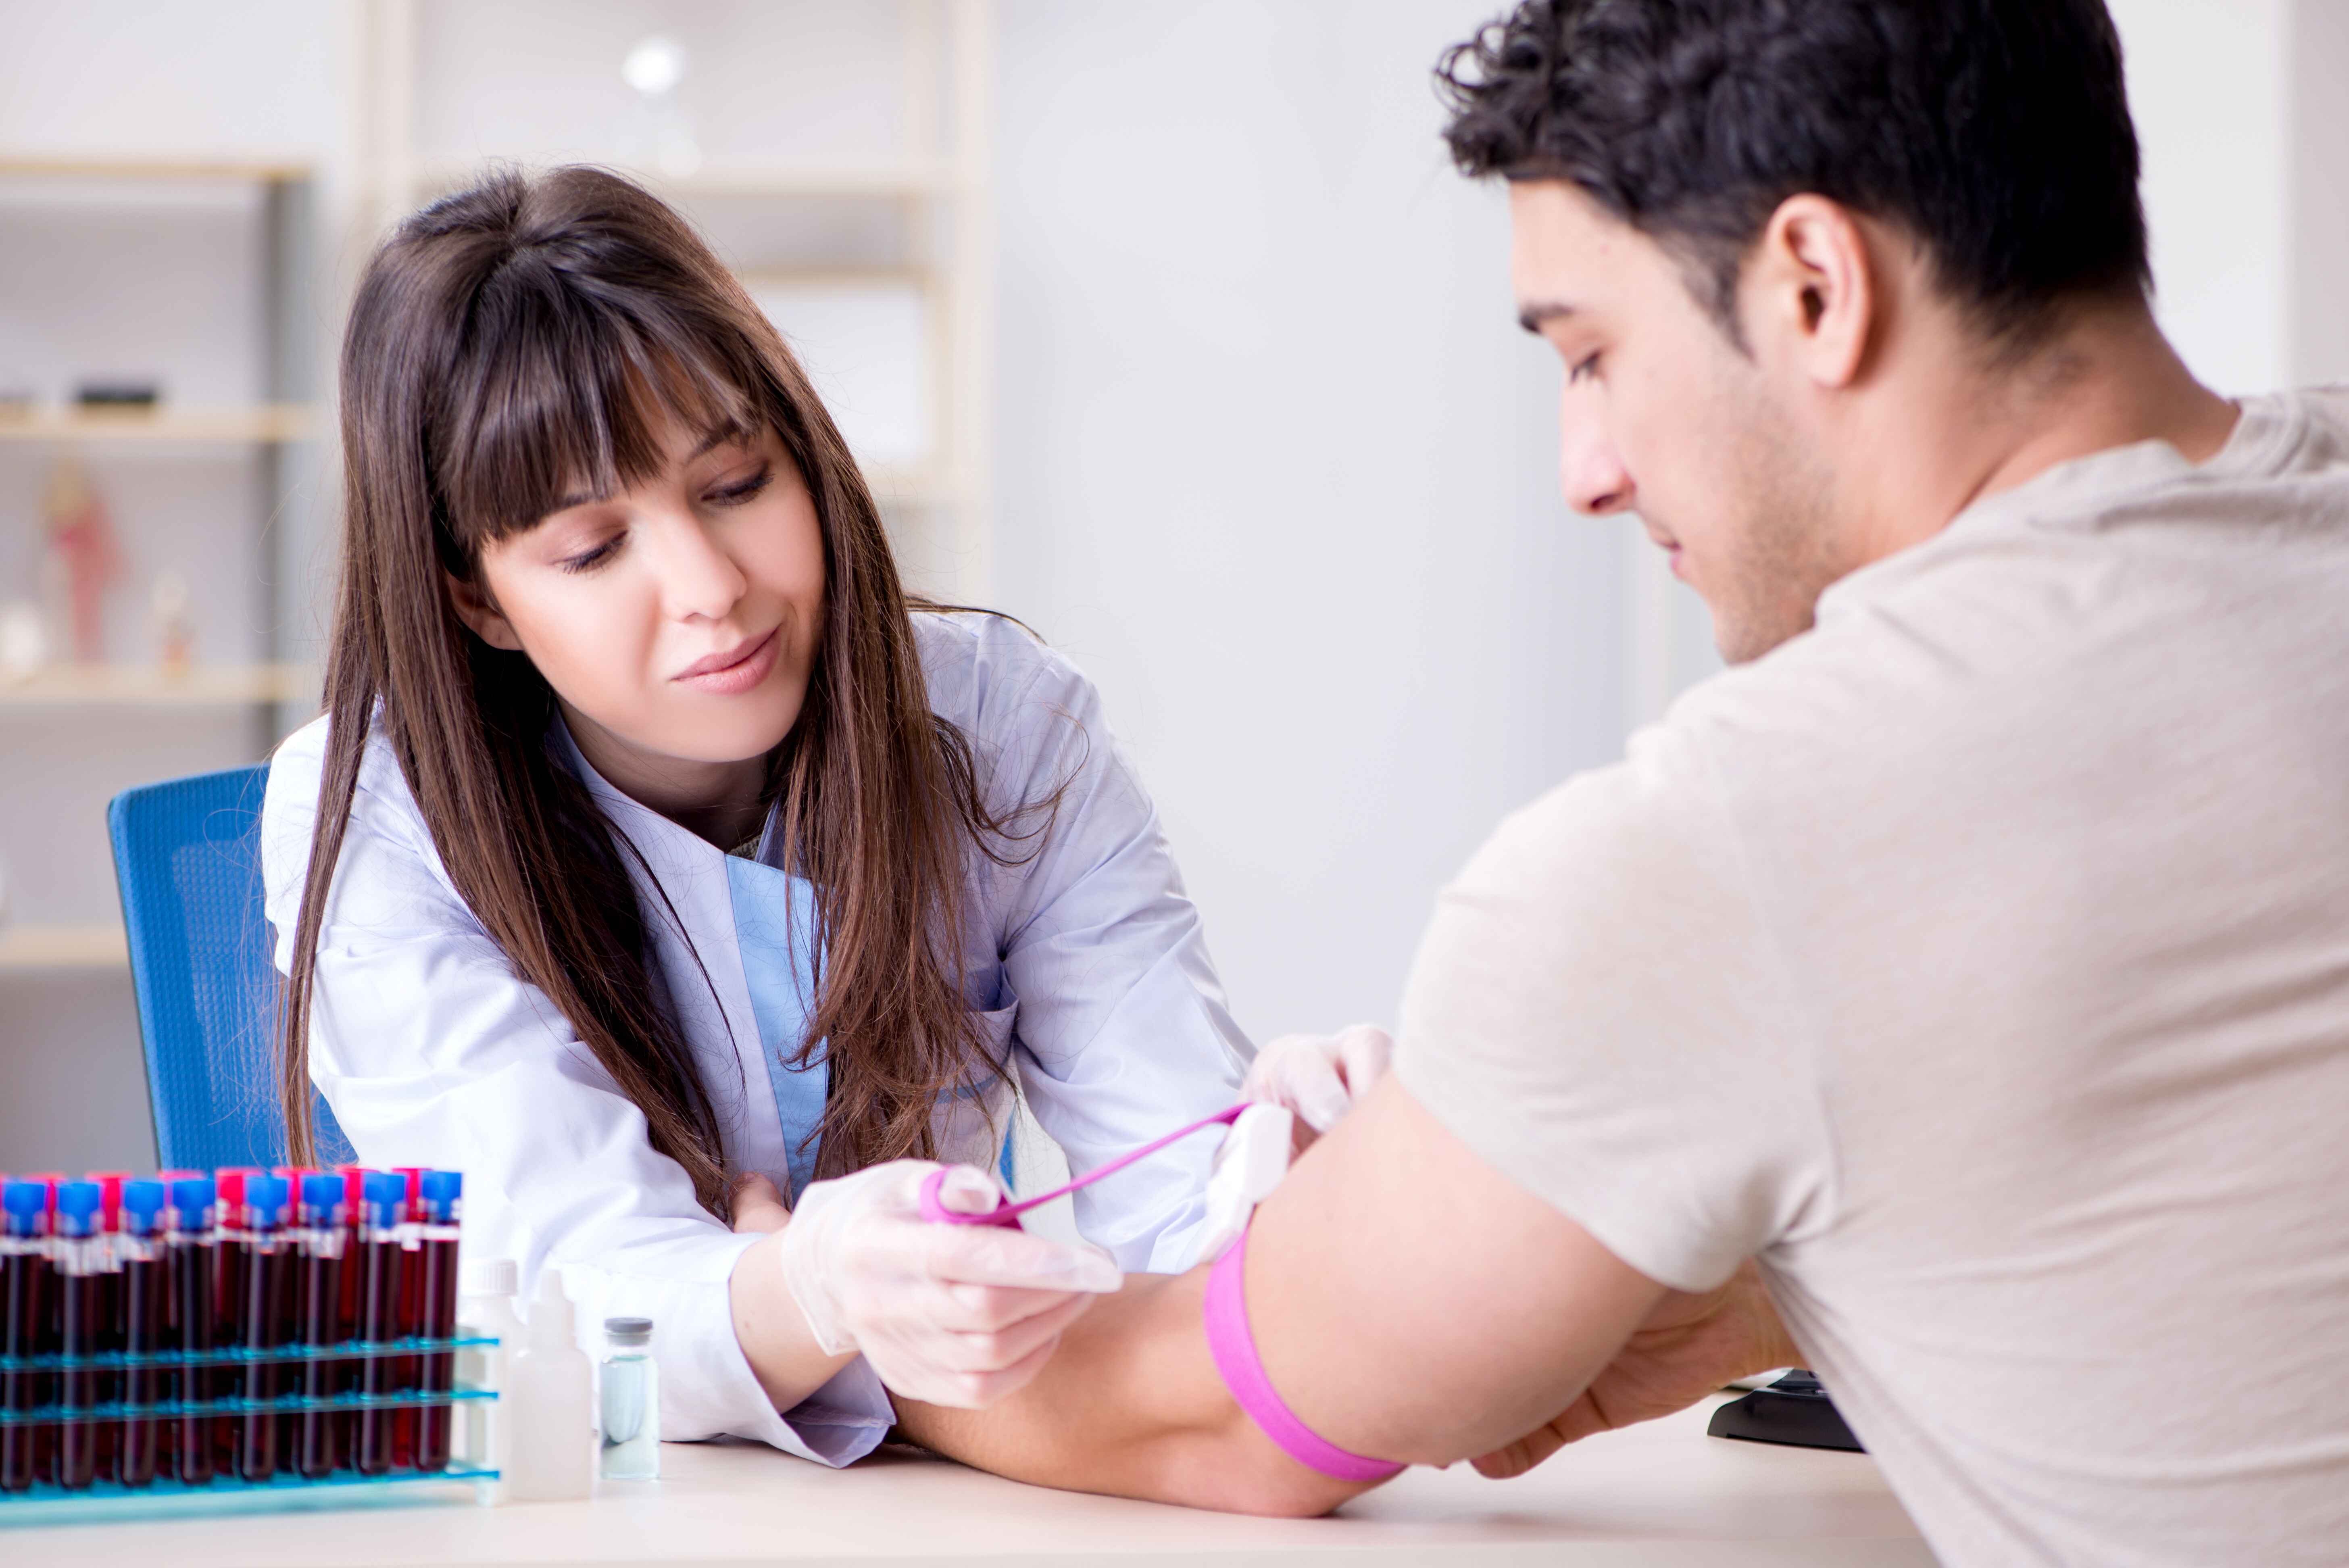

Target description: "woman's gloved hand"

left=1240, top=1023, right=1394, bottom=1145
left=775, top=1159, right=1123, bottom=1409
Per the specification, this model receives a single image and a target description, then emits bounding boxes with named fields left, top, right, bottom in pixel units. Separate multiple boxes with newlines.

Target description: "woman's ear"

left=444, top=568, right=525, bottom=652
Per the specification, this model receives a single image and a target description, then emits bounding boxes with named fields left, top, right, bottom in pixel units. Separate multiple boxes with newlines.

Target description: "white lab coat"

left=260, top=612, right=1252, bottom=1466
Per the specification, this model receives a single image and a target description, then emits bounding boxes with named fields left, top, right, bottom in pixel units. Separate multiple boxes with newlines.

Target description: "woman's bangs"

left=432, top=274, right=766, bottom=551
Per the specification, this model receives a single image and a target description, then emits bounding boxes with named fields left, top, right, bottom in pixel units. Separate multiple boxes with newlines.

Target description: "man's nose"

left=1559, top=415, right=1634, bottom=517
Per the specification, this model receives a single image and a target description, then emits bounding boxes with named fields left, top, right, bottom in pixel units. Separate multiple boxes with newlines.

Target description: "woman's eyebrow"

left=544, top=426, right=756, bottom=512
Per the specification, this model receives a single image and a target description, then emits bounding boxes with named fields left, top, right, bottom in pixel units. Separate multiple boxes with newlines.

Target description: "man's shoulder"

left=1463, top=715, right=1748, bottom=924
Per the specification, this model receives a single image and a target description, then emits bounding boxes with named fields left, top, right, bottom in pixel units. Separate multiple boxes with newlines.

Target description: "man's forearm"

left=890, top=1265, right=1383, bottom=1517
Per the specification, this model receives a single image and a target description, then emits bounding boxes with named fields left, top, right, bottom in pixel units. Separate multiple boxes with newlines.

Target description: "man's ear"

left=444, top=568, right=524, bottom=652
left=1742, top=193, right=1876, bottom=390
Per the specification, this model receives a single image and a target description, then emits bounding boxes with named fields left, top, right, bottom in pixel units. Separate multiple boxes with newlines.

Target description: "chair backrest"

left=107, top=765, right=352, bottom=1171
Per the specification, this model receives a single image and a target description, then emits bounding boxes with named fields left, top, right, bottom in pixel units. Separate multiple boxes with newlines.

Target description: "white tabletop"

left=1, top=1395, right=1930, bottom=1566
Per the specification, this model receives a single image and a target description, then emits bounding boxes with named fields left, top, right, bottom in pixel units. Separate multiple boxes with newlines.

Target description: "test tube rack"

left=0, top=1334, right=500, bottom=1518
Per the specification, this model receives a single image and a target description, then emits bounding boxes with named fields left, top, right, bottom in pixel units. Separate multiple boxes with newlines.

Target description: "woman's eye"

left=708, top=464, right=775, bottom=507
left=559, top=536, right=622, bottom=574
left=1567, top=351, right=1603, bottom=386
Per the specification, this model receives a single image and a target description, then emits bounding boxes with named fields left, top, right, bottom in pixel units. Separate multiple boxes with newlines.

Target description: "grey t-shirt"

left=1396, top=389, right=2349, bottom=1566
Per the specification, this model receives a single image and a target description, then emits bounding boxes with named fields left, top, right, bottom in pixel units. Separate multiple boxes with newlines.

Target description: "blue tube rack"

left=0, top=1335, right=499, bottom=1520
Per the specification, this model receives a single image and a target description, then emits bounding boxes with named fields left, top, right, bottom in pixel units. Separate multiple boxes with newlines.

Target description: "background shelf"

left=0, top=923, right=127, bottom=971
left=0, top=405, right=316, bottom=444
left=0, top=663, right=309, bottom=707
left=0, top=156, right=311, bottom=184
left=411, top=158, right=951, bottom=200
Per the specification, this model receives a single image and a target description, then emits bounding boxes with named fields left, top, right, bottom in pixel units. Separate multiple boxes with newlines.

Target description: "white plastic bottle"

left=456, top=1258, right=527, bottom=1501
left=503, top=1270, right=596, bottom=1501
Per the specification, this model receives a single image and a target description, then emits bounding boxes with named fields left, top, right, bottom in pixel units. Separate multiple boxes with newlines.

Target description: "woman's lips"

left=673, top=628, right=780, bottom=695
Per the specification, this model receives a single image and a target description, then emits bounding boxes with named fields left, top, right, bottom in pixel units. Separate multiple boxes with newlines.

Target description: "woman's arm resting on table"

left=892, top=1075, right=1797, bottom=1510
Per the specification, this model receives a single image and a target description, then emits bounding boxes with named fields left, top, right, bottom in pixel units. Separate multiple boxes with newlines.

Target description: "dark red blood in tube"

left=413, top=1171, right=464, bottom=1472
left=0, top=1180, right=53, bottom=1493
left=355, top=1172, right=407, bottom=1475
left=168, top=1178, right=218, bottom=1486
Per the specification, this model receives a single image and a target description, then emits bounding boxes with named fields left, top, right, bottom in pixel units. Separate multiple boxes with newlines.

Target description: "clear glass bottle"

left=599, top=1316, right=659, bottom=1480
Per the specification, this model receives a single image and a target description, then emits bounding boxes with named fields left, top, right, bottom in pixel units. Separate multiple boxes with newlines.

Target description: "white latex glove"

left=776, top=1159, right=1123, bottom=1409
left=1190, top=1103, right=1296, bottom=1267
left=1240, top=1022, right=1394, bottom=1136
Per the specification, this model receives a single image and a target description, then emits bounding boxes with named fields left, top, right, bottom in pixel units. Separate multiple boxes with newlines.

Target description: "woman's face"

left=450, top=412, right=826, bottom=821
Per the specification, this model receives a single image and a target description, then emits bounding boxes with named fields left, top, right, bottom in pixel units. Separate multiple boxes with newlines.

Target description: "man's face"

left=1509, top=181, right=1845, bottom=664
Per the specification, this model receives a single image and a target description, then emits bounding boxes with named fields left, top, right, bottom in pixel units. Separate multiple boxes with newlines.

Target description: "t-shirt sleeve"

left=1392, top=721, right=1833, bottom=1294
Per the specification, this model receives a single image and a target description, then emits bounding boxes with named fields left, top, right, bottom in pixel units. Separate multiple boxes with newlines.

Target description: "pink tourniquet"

left=914, top=1101, right=1401, bottom=1483
left=917, top=1103, right=1248, bottom=1228
left=1203, top=1221, right=1405, bottom=1483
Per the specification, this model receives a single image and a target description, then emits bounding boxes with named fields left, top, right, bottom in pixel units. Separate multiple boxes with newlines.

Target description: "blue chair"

left=107, top=765, right=352, bottom=1171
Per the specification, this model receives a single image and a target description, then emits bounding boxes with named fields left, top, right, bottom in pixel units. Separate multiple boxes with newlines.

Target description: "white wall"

left=2108, top=0, right=2291, bottom=394
left=989, top=0, right=1625, bottom=1041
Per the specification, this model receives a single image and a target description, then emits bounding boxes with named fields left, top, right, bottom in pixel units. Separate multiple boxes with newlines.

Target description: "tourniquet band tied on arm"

left=919, top=1102, right=1406, bottom=1483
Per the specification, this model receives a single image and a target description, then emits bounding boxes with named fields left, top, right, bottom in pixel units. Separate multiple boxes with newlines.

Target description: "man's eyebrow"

left=1517, top=300, right=1578, bottom=334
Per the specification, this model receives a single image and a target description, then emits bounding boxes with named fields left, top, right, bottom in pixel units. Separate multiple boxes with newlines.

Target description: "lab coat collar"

left=548, top=712, right=784, bottom=867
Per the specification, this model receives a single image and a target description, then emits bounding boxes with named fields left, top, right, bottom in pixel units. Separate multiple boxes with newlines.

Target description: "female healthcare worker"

left=259, top=167, right=1381, bottom=1467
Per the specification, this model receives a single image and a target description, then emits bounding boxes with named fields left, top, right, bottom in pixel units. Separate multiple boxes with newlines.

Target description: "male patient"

left=809, top=4, right=2349, bottom=1561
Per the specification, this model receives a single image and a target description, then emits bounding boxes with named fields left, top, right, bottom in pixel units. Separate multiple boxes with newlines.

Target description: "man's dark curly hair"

left=1438, top=0, right=2151, bottom=348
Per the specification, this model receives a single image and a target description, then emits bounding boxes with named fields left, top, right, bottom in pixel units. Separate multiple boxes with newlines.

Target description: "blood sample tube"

left=52, top=1182, right=105, bottom=1489
left=294, top=1173, right=346, bottom=1478
left=413, top=1172, right=462, bottom=1472
left=167, top=1176, right=218, bottom=1486
left=211, top=1169, right=256, bottom=1477
left=115, top=1180, right=168, bottom=1489
left=1, top=1179, right=53, bottom=1493
left=85, top=1172, right=127, bottom=1485
left=17, top=1175, right=61, bottom=1487
left=389, top=1168, right=426, bottom=1469
left=355, top=1171, right=407, bottom=1475
left=333, top=1167, right=367, bottom=1469
left=234, top=1174, right=294, bottom=1482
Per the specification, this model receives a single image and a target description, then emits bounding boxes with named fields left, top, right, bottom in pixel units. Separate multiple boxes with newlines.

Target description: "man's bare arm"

left=894, top=1266, right=1377, bottom=1516
left=893, top=1075, right=1796, bottom=1508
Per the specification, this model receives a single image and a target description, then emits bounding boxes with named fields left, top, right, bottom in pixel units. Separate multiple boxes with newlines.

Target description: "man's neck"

left=1846, top=297, right=2240, bottom=567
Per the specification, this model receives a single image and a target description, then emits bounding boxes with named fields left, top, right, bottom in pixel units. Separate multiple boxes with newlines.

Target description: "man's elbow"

left=1145, top=1414, right=1394, bottom=1517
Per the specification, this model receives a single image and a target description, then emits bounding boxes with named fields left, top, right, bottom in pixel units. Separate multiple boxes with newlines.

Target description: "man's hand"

left=1469, top=1261, right=1800, bottom=1478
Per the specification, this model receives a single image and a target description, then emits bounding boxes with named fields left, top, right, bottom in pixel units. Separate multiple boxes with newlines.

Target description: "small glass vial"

left=599, top=1316, right=659, bottom=1480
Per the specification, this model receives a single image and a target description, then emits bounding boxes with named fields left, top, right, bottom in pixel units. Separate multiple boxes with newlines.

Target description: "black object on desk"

left=1707, top=1370, right=1864, bottom=1451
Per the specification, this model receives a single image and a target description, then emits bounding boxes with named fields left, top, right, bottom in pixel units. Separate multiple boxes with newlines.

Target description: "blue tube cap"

left=362, top=1170, right=407, bottom=1222
left=170, top=1176, right=217, bottom=1227
left=300, top=1172, right=346, bottom=1214
left=2, top=1180, right=46, bottom=1230
left=121, top=1178, right=169, bottom=1227
left=245, top=1173, right=291, bottom=1226
left=55, top=1179, right=103, bottom=1236
left=419, top=1169, right=462, bottom=1201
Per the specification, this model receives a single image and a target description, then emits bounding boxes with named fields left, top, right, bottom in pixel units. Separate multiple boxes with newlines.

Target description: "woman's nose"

left=654, top=512, right=751, bottom=621
left=1559, top=412, right=1634, bottom=517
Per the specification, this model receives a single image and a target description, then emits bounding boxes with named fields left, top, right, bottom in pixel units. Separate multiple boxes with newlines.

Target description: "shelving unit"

left=358, top=0, right=996, bottom=602
left=0, top=156, right=321, bottom=977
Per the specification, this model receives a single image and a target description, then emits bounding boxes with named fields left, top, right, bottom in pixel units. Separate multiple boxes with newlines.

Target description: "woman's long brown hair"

left=279, top=166, right=1036, bottom=1213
